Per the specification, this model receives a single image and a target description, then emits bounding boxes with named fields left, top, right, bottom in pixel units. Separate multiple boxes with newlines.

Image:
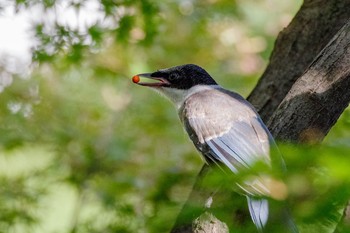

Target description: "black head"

left=134, top=64, right=218, bottom=90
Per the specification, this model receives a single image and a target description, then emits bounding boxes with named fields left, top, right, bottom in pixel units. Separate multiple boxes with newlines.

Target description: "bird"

left=132, top=64, right=298, bottom=232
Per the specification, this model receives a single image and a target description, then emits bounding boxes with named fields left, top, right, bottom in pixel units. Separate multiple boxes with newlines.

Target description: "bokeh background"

left=1, top=0, right=350, bottom=232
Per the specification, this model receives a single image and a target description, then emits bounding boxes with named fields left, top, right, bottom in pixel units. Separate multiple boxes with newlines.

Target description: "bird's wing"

left=182, top=89, right=273, bottom=195
left=205, top=117, right=270, bottom=171
left=188, top=115, right=272, bottom=193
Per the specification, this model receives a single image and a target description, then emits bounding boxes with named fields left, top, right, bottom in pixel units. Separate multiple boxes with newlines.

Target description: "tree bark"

left=268, top=21, right=350, bottom=143
left=247, top=0, right=350, bottom=122
left=170, top=1, right=350, bottom=232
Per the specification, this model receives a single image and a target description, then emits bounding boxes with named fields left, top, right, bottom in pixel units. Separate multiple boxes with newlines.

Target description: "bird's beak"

left=132, top=73, right=170, bottom=87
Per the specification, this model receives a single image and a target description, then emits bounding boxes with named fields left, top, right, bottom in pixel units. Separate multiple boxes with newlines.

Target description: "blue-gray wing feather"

left=205, top=117, right=271, bottom=173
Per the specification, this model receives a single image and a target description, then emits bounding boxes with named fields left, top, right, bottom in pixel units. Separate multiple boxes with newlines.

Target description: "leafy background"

left=1, top=0, right=350, bottom=232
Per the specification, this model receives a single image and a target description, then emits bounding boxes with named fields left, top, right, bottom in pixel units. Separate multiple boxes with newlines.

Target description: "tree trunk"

left=170, top=0, right=350, bottom=232
left=247, top=0, right=350, bottom=122
left=268, top=20, right=350, bottom=143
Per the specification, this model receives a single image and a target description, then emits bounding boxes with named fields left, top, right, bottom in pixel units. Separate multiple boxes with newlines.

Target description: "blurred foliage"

left=1, top=0, right=350, bottom=233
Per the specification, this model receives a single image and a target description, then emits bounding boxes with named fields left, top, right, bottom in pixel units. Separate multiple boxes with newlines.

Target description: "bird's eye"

left=169, top=72, right=179, bottom=81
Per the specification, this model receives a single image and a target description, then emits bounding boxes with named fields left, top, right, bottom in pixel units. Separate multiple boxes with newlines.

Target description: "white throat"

left=155, top=85, right=220, bottom=109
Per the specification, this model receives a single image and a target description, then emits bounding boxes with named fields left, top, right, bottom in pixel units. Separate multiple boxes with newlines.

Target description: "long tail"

left=247, top=196, right=269, bottom=232
left=246, top=196, right=299, bottom=233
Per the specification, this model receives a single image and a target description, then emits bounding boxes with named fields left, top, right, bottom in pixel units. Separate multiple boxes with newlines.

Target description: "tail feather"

left=247, top=196, right=269, bottom=232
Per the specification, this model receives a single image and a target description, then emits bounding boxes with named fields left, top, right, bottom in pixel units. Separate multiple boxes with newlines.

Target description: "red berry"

left=132, top=75, right=140, bottom=83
